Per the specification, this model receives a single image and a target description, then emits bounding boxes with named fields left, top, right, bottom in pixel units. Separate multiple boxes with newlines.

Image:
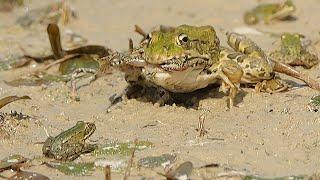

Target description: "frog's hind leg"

left=63, top=143, right=96, bottom=161
left=234, top=56, right=291, bottom=93
left=226, top=32, right=267, bottom=59
left=220, top=48, right=275, bottom=88
left=82, top=144, right=97, bottom=154
left=225, top=32, right=290, bottom=91
left=225, top=32, right=274, bottom=81
left=226, top=32, right=320, bottom=90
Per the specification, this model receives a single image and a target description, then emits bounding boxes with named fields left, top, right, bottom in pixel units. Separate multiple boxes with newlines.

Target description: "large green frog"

left=42, top=121, right=97, bottom=161
left=269, top=33, right=319, bottom=69
left=107, top=25, right=320, bottom=107
left=243, top=0, right=296, bottom=25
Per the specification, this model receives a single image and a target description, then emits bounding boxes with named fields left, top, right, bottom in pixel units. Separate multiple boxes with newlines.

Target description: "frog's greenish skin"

left=270, top=33, right=319, bottom=69
left=244, top=0, right=296, bottom=25
left=42, top=121, right=96, bottom=161
left=107, top=25, right=320, bottom=107
left=143, top=25, right=220, bottom=66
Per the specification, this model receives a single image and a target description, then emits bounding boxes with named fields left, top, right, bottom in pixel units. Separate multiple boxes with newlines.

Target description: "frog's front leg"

left=210, top=59, right=243, bottom=107
left=70, top=68, right=98, bottom=101
left=218, top=60, right=243, bottom=107
left=154, top=87, right=171, bottom=106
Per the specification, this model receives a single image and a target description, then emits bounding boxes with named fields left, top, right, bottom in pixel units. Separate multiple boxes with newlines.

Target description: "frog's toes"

left=154, top=88, right=170, bottom=107
left=255, top=78, right=288, bottom=93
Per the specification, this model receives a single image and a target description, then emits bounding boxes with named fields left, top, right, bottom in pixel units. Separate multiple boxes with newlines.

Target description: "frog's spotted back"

left=280, top=33, right=302, bottom=56
left=42, top=121, right=96, bottom=161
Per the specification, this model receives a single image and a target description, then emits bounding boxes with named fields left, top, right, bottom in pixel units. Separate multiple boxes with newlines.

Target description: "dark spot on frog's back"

left=235, top=38, right=241, bottom=50
left=258, top=72, right=265, bottom=77
left=227, top=53, right=238, bottom=60
left=245, top=72, right=253, bottom=76
left=249, top=61, right=259, bottom=69
left=244, top=46, right=256, bottom=55
left=236, top=56, right=246, bottom=63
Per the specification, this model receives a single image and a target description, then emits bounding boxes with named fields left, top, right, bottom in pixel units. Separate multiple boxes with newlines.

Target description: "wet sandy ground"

left=1, top=0, right=320, bottom=179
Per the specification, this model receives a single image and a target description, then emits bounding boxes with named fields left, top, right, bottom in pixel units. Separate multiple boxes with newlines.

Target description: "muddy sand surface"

left=1, top=0, right=320, bottom=179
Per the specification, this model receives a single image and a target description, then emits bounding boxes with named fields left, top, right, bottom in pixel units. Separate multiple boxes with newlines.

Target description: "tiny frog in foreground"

left=42, top=121, right=97, bottom=161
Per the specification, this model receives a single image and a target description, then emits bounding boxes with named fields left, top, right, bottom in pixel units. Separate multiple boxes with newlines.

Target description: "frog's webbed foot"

left=42, top=137, right=54, bottom=156
left=70, top=68, right=98, bottom=101
left=65, top=153, right=81, bottom=161
left=106, top=84, right=144, bottom=111
left=255, top=78, right=288, bottom=93
left=216, top=60, right=243, bottom=108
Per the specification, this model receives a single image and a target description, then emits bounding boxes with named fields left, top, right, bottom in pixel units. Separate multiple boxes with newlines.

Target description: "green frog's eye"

left=177, top=34, right=189, bottom=45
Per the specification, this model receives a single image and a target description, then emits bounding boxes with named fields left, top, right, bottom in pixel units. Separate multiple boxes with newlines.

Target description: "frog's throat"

left=157, top=56, right=208, bottom=72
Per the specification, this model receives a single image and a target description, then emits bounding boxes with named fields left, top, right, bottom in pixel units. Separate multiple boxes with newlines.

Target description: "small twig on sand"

left=128, top=38, right=133, bottom=53
left=43, top=126, right=50, bottom=138
left=134, top=25, right=147, bottom=38
left=123, top=139, right=138, bottom=180
left=105, top=165, right=111, bottom=180
left=197, top=114, right=207, bottom=137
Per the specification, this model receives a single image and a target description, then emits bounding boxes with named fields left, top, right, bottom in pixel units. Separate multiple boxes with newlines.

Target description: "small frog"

left=42, top=121, right=96, bottom=161
left=269, top=33, right=319, bottom=69
left=244, top=0, right=296, bottom=25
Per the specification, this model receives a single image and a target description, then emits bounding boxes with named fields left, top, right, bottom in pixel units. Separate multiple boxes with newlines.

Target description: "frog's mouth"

left=158, top=56, right=208, bottom=72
